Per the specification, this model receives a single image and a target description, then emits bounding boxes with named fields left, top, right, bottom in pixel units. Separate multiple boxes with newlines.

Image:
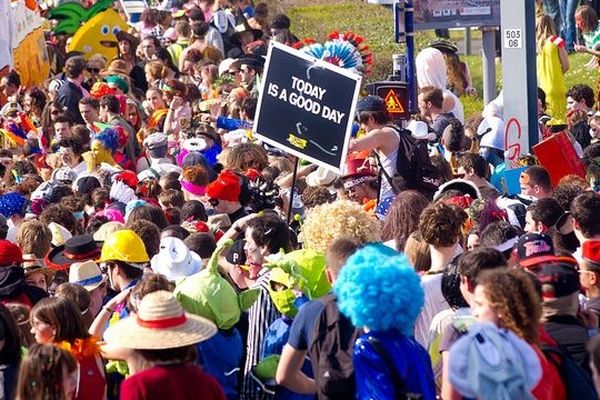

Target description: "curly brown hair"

left=225, top=143, right=269, bottom=172
left=476, top=268, right=542, bottom=344
left=381, top=190, right=430, bottom=251
left=182, top=165, right=210, bottom=187
left=552, top=176, right=590, bottom=211
left=419, top=202, right=467, bottom=247
left=301, top=186, right=332, bottom=210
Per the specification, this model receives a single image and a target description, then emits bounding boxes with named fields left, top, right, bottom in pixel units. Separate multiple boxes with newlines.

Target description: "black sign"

left=366, top=81, right=410, bottom=121
left=254, top=41, right=362, bottom=173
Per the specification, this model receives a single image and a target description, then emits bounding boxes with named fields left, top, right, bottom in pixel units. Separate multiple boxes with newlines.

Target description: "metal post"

left=481, top=27, right=496, bottom=105
left=465, top=27, right=472, bottom=55
left=405, top=1, right=417, bottom=114
left=286, top=157, right=299, bottom=224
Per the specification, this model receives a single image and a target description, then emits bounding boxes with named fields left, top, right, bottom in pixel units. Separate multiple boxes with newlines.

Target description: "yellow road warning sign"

left=384, top=90, right=405, bottom=114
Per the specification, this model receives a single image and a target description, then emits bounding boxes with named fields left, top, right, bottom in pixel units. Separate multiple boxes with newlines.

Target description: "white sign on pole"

left=503, top=29, right=523, bottom=49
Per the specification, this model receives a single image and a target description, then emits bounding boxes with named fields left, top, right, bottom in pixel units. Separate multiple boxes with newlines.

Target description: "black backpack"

left=308, top=294, right=359, bottom=400
left=542, top=345, right=599, bottom=400
left=377, top=126, right=441, bottom=198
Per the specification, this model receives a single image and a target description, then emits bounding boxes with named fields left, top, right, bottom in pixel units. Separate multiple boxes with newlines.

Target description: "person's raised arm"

left=348, top=128, right=386, bottom=153
left=275, top=344, right=316, bottom=394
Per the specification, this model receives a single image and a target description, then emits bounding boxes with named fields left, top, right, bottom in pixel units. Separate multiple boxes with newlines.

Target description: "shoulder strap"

left=366, top=336, right=406, bottom=399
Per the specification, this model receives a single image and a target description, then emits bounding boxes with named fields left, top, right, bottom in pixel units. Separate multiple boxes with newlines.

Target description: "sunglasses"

left=87, top=67, right=100, bottom=74
left=209, top=198, right=220, bottom=207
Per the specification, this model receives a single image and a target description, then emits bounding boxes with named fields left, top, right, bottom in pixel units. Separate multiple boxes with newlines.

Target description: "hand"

left=170, top=96, right=184, bottom=109
left=232, top=213, right=258, bottom=232
left=574, top=44, right=588, bottom=53
left=106, top=287, right=134, bottom=310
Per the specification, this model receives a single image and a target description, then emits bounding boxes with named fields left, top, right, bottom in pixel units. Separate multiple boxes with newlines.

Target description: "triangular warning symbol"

left=384, top=90, right=405, bottom=114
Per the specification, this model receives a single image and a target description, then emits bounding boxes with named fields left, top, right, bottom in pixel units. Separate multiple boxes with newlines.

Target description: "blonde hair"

left=404, top=231, right=431, bottom=273
left=536, top=14, right=557, bottom=52
left=301, top=200, right=381, bottom=254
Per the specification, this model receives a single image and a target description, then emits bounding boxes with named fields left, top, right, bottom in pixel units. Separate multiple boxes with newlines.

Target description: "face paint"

left=269, top=286, right=298, bottom=318
left=268, top=268, right=298, bottom=317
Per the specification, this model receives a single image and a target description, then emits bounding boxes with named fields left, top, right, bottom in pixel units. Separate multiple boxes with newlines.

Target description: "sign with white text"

left=254, top=41, right=362, bottom=173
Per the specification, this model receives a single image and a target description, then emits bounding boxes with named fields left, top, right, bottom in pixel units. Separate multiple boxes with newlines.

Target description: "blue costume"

left=197, top=328, right=243, bottom=400
left=334, top=244, right=437, bottom=400
left=354, top=330, right=436, bottom=400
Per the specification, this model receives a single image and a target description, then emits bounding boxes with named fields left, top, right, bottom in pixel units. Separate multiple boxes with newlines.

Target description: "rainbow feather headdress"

left=293, top=31, right=373, bottom=75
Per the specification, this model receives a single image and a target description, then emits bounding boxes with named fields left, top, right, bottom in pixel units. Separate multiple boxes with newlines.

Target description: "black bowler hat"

left=231, top=54, right=265, bottom=71
left=45, top=234, right=102, bottom=271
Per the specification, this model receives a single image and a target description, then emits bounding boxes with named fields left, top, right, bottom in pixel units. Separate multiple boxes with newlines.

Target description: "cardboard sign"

left=254, top=41, right=362, bottom=173
left=414, top=0, right=500, bottom=30
left=533, top=131, right=586, bottom=187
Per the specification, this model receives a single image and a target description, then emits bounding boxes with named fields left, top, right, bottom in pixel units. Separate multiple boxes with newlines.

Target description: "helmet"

left=98, top=230, right=149, bottom=264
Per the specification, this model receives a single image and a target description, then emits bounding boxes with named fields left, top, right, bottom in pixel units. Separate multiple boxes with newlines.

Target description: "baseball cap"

left=143, top=132, right=168, bottom=150
left=356, top=95, right=386, bottom=113
left=517, top=233, right=576, bottom=268
left=225, top=240, right=246, bottom=266
left=533, top=261, right=580, bottom=300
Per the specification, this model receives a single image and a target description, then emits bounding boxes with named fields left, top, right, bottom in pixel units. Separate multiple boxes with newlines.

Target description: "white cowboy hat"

left=104, top=290, right=217, bottom=349
left=305, top=166, right=338, bottom=187
left=68, top=260, right=107, bottom=291
left=151, top=237, right=202, bottom=281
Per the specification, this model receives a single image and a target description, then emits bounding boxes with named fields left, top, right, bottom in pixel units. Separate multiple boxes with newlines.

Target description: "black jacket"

left=56, top=80, right=85, bottom=125
left=544, top=314, right=591, bottom=373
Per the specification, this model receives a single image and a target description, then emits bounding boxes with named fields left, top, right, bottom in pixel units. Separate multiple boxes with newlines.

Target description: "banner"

left=254, top=41, right=362, bottom=173
left=414, top=0, right=500, bottom=30
left=0, top=0, right=49, bottom=87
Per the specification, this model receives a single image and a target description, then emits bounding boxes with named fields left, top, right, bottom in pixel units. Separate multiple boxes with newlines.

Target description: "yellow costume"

left=537, top=36, right=567, bottom=122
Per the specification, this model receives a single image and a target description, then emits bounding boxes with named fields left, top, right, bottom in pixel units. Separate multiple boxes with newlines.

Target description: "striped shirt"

left=240, top=268, right=281, bottom=400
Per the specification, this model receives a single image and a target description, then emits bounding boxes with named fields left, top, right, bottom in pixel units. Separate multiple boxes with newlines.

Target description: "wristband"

left=103, top=306, right=115, bottom=313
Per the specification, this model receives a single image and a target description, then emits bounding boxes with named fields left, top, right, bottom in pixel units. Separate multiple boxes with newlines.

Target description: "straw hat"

left=22, top=254, right=55, bottom=283
left=104, top=290, right=217, bottom=349
left=100, top=59, right=130, bottom=78
left=68, top=260, right=107, bottom=291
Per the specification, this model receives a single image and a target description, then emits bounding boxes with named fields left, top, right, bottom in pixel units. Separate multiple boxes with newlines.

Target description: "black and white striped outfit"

left=240, top=268, right=281, bottom=400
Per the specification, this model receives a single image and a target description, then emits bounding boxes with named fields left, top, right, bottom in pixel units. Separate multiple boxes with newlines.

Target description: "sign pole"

left=287, top=157, right=299, bottom=224
left=405, top=1, right=417, bottom=114
left=501, top=0, right=537, bottom=169
left=481, top=27, right=496, bottom=105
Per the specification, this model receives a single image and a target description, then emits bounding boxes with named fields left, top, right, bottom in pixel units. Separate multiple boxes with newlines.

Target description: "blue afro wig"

left=333, top=244, right=424, bottom=335
left=94, top=128, right=119, bottom=153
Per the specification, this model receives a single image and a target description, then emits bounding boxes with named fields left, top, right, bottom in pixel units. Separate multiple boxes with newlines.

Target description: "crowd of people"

left=0, top=0, right=600, bottom=399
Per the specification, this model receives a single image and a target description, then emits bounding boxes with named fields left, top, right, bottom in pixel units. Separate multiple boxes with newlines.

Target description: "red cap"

left=0, top=240, right=23, bottom=267
left=583, top=240, right=600, bottom=265
left=206, top=170, right=241, bottom=202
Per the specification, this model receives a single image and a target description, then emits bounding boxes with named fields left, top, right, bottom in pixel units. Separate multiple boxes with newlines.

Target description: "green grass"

left=276, top=0, right=597, bottom=119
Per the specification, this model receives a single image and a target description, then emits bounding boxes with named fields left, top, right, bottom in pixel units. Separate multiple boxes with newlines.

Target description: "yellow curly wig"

left=301, top=200, right=381, bottom=254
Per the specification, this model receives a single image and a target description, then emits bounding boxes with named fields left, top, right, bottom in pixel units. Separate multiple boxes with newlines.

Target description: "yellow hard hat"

left=98, top=229, right=149, bottom=264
